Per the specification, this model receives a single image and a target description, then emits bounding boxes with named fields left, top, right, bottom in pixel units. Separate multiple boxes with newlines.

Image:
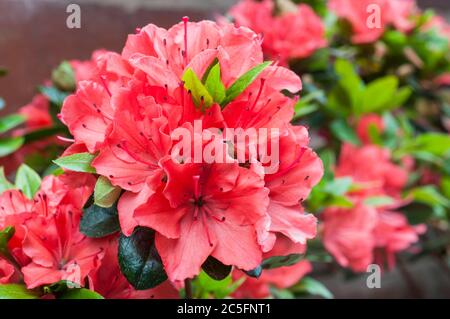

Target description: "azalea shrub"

left=0, top=0, right=449, bottom=299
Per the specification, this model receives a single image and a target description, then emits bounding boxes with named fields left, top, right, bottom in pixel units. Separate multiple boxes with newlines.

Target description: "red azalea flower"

left=0, top=258, right=15, bottom=284
left=58, top=19, right=322, bottom=286
left=329, top=0, right=416, bottom=44
left=134, top=160, right=269, bottom=283
left=228, top=0, right=327, bottom=63
left=336, top=143, right=408, bottom=198
left=322, top=203, right=378, bottom=272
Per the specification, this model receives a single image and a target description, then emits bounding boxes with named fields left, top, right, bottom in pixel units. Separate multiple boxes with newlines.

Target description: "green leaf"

left=363, top=196, right=395, bottom=207
left=58, top=288, right=104, bottom=299
left=52, top=61, right=76, bottom=92
left=80, top=203, right=120, bottom=238
left=38, top=86, right=69, bottom=107
left=53, top=152, right=96, bottom=173
left=323, top=177, right=353, bottom=196
left=261, top=254, right=303, bottom=270
left=402, top=202, right=434, bottom=225
left=119, top=227, right=167, bottom=290
left=23, top=126, right=67, bottom=144
left=362, top=76, right=398, bottom=113
left=94, top=176, right=121, bottom=208
left=0, top=284, right=39, bottom=299
left=334, top=59, right=364, bottom=113
left=385, top=86, right=411, bottom=111
left=407, top=186, right=449, bottom=207
left=270, top=287, right=295, bottom=299
left=202, top=256, right=232, bottom=281
left=0, top=136, right=24, bottom=157
left=330, top=119, right=360, bottom=145
left=0, top=114, right=26, bottom=134
left=194, top=271, right=244, bottom=299
left=15, top=164, right=41, bottom=199
left=244, top=266, right=262, bottom=278
left=0, top=167, right=14, bottom=194
left=204, top=63, right=226, bottom=104
left=221, top=61, right=271, bottom=107
left=182, top=68, right=214, bottom=110
left=0, top=68, right=7, bottom=77
left=292, top=277, right=333, bottom=299
left=412, top=133, right=450, bottom=157
left=0, top=226, right=15, bottom=256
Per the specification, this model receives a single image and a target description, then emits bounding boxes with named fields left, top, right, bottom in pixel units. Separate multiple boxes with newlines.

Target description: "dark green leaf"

left=244, top=266, right=262, bottom=278
left=221, top=61, right=271, bottom=107
left=202, top=256, right=232, bottom=281
left=0, top=114, right=26, bottom=134
left=53, top=152, right=96, bottom=173
left=15, top=164, right=41, bottom=199
left=119, top=227, right=167, bottom=290
left=23, top=126, right=67, bottom=144
left=80, top=203, right=120, bottom=238
left=261, top=254, right=303, bottom=270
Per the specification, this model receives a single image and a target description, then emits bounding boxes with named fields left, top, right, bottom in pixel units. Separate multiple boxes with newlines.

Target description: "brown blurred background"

left=1, top=0, right=449, bottom=114
left=0, top=0, right=450, bottom=298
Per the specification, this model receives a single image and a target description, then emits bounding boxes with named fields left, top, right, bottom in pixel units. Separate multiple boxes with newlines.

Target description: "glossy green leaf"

left=53, top=152, right=96, bottom=173
left=0, top=284, right=39, bottom=299
left=221, top=61, right=271, bottom=107
left=204, top=63, right=226, bottom=104
left=94, top=176, right=121, bottom=208
left=182, top=68, right=213, bottom=110
left=0, top=114, right=26, bottom=134
left=119, top=227, right=167, bottom=290
left=202, top=256, right=232, bottom=281
left=80, top=203, right=120, bottom=238
left=0, top=136, right=24, bottom=157
left=15, top=164, right=41, bottom=199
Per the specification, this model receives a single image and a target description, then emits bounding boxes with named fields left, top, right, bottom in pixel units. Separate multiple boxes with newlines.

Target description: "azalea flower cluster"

left=322, top=115, right=426, bottom=272
left=58, top=19, right=323, bottom=287
left=0, top=172, right=177, bottom=298
left=227, top=0, right=327, bottom=64
left=329, top=0, right=417, bottom=44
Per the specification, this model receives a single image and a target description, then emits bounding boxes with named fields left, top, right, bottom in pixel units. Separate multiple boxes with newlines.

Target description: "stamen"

left=100, top=75, right=112, bottom=97
left=182, top=16, right=189, bottom=67
left=192, top=175, right=201, bottom=199
left=251, top=79, right=266, bottom=110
